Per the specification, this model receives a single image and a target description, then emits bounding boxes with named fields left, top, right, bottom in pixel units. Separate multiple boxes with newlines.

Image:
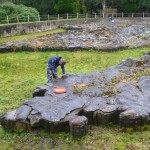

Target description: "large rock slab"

left=0, top=53, right=150, bottom=132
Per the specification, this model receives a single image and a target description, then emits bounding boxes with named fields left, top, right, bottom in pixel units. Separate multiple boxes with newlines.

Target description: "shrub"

left=0, top=2, right=39, bottom=23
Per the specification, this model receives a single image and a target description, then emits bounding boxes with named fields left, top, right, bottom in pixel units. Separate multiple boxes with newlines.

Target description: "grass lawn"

left=0, top=47, right=150, bottom=149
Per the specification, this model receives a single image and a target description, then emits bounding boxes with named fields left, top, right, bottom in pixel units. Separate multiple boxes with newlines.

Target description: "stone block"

left=69, top=116, right=88, bottom=138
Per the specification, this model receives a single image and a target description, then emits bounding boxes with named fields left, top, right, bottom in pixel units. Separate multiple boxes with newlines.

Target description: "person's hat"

left=60, top=58, right=66, bottom=64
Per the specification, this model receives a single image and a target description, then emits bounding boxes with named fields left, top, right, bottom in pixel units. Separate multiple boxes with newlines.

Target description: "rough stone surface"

left=0, top=53, right=150, bottom=132
left=0, top=18, right=150, bottom=52
left=69, top=116, right=88, bottom=138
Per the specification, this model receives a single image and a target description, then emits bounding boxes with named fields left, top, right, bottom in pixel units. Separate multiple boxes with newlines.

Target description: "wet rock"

left=138, top=78, right=150, bottom=97
left=83, top=87, right=104, bottom=97
left=69, top=116, right=88, bottom=138
left=32, top=85, right=51, bottom=97
left=83, top=97, right=119, bottom=124
left=63, top=25, right=83, bottom=31
left=93, top=109, right=119, bottom=125
left=0, top=110, right=31, bottom=130
left=103, top=66, right=124, bottom=82
left=119, top=109, right=149, bottom=128
left=119, top=58, right=141, bottom=67
left=28, top=113, right=42, bottom=127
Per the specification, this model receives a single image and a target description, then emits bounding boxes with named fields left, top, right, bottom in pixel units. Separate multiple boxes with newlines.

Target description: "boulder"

left=0, top=53, right=150, bottom=134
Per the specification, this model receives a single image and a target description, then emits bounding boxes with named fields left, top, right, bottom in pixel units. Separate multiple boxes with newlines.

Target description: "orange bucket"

left=53, top=87, right=67, bottom=94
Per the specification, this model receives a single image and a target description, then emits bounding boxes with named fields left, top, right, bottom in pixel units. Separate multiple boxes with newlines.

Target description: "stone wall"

left=0, top=19, right=98, bottom=37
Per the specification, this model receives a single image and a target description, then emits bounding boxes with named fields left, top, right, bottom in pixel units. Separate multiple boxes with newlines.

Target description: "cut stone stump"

left=69, top=116, right=88, bottom=138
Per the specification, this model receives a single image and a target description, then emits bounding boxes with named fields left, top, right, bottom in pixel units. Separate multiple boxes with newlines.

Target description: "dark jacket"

left=47, top=56, right=65, bottom=75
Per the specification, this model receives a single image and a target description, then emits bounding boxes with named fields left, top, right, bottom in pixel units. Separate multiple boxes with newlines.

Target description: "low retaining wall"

left=0, top=19, right=98, bottom=37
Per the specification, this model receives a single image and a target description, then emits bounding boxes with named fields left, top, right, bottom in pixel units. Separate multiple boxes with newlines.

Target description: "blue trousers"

left=47, top=65, right=57, bottom=82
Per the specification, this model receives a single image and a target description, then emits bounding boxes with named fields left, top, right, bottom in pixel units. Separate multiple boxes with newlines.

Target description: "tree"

left=138, top=0, right=150, bottom=12
left=85, top=0, right=101, bottom=13
left=2, top=0, right=149, bottom=15
left=0, top=0, right=12, bottom=3
left=54, top=0, right=77, bottom=14
left=112, top=0, right=150, bottom=13
left=11, top=0, right=57, bottom=15
left=76, top=0, right=87, bottom=13
left=101, top=0, right=106, bottom=12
